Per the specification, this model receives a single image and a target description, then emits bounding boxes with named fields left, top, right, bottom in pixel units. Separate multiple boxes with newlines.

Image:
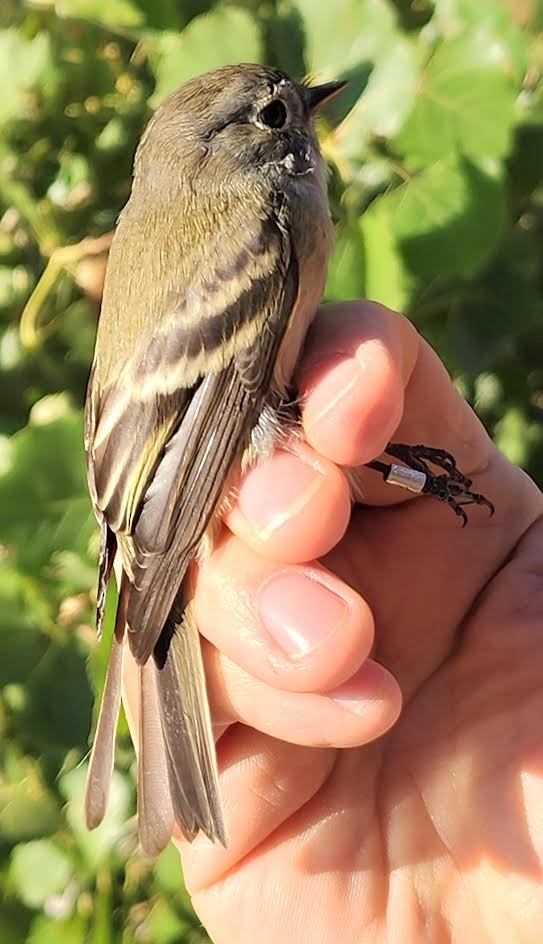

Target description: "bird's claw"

left=367, top=443, right=495, bottom=525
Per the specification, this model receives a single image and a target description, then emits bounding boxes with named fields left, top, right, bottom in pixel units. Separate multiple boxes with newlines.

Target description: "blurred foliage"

left=0, top=0, right=541, bottom=940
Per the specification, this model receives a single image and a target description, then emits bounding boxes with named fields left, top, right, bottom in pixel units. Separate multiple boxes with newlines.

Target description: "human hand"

left=124, top=301, right=543, bottom=944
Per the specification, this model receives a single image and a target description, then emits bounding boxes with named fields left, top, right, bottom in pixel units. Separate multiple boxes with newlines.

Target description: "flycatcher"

left=84, top=63, right=493, bottom=856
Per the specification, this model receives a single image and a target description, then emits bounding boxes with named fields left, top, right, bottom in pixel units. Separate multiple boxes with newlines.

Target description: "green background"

left=0, top=0, right=542, bottom=941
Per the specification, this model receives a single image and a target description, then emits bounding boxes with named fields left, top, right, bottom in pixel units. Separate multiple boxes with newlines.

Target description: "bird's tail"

left=153, top=603, right=226, bottom=848
left=85, top=582, right=226, bottom=855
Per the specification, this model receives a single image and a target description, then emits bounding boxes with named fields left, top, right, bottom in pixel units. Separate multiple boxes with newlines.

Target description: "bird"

left=83, top=62, right=495, bottom=858
left=83, top=63, right=348, bottom=855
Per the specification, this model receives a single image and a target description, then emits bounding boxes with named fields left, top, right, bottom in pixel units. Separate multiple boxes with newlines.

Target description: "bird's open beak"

left=305, top=79, right=348, bottom=112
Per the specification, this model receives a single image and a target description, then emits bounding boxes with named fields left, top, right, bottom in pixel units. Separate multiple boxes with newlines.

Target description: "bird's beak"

left=304, top=79, right=348, bottom=112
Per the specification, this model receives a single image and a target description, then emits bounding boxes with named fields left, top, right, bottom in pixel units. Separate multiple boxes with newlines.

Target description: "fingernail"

left=258, top=572, right=348, bottom=657
left=238, top=451, right=325, bottom=538
left=329, top=662, right=389, bottom=716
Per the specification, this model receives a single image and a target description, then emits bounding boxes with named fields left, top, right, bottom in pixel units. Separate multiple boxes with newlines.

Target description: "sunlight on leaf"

left=149, top=8, right=262, bottom=105
left=0, top=29, right=55, bottom=124
left=10, top=839, right=72, bottom=909
left=394, top=31, right=521, bottom=165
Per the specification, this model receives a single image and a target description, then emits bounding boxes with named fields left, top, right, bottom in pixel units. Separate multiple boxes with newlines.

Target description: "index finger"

left=299, top=300, right=418, bottom=468
left=224, top=301, right=412, bottom=562
left=225, top=299, right=494, bottom=565
left=300, top=301, right=494, bottom=491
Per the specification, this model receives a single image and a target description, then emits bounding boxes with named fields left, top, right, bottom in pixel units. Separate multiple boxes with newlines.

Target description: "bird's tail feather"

left=84, top=631, right=124, bottom=829
left=154, top=602, right=227, bottom=846
left=85, top=576, right=128, bottom=830
left=137, top=658, right=175, bottom=855
left=86, top=577, right=226, bottom=852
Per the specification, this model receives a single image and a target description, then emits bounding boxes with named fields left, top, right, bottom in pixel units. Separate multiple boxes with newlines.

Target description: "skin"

left=123, top=301, right=543, bottom=943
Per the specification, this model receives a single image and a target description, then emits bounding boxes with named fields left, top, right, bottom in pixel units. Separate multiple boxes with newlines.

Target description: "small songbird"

left=84, top=64, right=348, bottom=855
left=84, top=63, right=494, bottom=857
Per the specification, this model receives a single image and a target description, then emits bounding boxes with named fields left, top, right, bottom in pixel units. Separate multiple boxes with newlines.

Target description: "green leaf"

left=55, top=0, right=146, bottom=31
left=335, top=36, right=419, bottom=161
left=132, top=0, right=185, bottom=32
left=9, top=840, right=72, bottom=909
left=359, top=201, right=408, bottom=311
left=265, top=2, right=306, bottom=80
left=292, top=0, right=398, bottom=78
left=0, top=29, right=55, bottom=124
left=27, top=914, right=88, bottom=944
left=295, top=0, right=418, bottom=168
left=154, top=843, right=182, bottom=896
left=0, top=399, right=95, bottom=590
left=433, top=0, right=527, bottom=81
left=0, top=901, right=31, bottom=944
left=61, top=766, right=132, bottom=869
left=18, top=635, right=94, bottom=758
left=149, top=7, right=263, bottom=105
left=495, top=405, right=542, bottom=467
left=0, top=752, right=62, bottom=842
left=394, top=29, right=523, bottom=165
left=58, top=0, right=183, bottom=31
left=147, top=900, right=186, bottom=944
left=325, top=218, right=365, bottom=301
left=0, top=562, right=50, bottom=683
left=377, top=157, right=505, bottom=280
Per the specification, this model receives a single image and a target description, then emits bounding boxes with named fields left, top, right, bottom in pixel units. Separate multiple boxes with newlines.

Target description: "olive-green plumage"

left=84, top=63, right=345, bottom=855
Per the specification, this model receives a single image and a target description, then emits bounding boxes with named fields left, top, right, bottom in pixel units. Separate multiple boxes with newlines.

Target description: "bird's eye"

left=258, top=99, right=288, bottom=129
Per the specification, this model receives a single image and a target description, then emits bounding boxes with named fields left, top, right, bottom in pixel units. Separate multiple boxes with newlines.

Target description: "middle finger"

left=193, top=527, right=373, bottom=694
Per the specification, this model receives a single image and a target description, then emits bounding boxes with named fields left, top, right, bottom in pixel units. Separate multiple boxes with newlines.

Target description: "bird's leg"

left=384, top=443, right=469, bottom=485
left=265, top=391, right=496, bottom=527
left=366, top=442, right=495, bottom=525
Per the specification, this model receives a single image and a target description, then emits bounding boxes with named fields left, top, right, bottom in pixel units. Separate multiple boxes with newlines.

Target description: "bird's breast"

left=272, top=180, right=333, bottom=395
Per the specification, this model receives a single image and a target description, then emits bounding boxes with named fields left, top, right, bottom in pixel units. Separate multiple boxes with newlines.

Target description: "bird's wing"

left=85, top=200, right=298, bottom=663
